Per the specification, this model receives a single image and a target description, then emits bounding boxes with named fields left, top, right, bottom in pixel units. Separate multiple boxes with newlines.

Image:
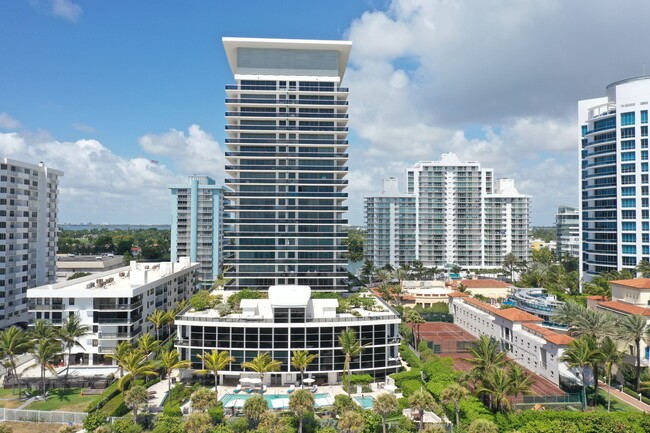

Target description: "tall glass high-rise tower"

left=579, top=76, right=650, bottom=280
left=222, top=38, right=351, bottom=291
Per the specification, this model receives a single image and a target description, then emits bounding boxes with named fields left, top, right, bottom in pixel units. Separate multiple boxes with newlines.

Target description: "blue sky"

left=3, top=0, right=650, bottom=225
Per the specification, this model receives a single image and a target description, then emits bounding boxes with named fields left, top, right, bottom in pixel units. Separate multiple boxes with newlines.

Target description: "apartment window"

left=622, top=140, right=636, bottom=150
left=621, top=112, right=636, bottom=126
left=622, top=199, right=636, bottom=208
left=622, top=127, right=636, bottom=138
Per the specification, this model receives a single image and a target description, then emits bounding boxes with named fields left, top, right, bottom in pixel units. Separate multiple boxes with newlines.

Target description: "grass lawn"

left=596, top=389, right=642, bottom=413
left=0, top=422, right=73, bottom=433
left=25, top=388, right=100, bottom=412
left=0, top=388, right=20, bottom=398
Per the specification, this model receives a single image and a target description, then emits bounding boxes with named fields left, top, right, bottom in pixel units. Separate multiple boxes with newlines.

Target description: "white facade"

left=449, top=293, right=576, bottom=387
left=222, top=37, right=351, bottom=291
left=175, top=286, right=401, bottom=385
left=555, top=206, right=579, bottom=258
left=395, top=153, right=530, bottom=269
left=364, top=177, right=417, bottom=268
left=27, top=257, right=199, bottom=365
left=0, top=158, right=63, bottom=328
left=579, top=76, right=650, bottom=280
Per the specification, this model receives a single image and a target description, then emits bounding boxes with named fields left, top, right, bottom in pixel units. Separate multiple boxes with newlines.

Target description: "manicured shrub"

left=110, top=418, right=143, bottom=433
left=400, top=379, right=422, bottom=397
left=83, top=411, right=108, bottom=432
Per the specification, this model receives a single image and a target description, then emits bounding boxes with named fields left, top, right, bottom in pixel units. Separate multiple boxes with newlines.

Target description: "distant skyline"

left=3, top=0, right=650, bottom=225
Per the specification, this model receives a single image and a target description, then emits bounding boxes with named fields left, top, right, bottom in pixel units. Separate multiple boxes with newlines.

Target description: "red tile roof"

left=460, top=279, right=513, bottom=289
left=610, top=279, right=650, bottom=289
left=448, top=291, right=470, bottom=298
left=523, top=323, right=574, bottom=346
left=597, top=301, right=650, bottom=316
left=459, top=296, right=542, bottom=323
left=586, top=295, right=609, bottom=301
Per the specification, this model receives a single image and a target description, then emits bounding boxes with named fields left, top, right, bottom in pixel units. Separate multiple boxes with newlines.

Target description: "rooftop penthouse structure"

left=506, top=288, right=565, bottom=329
left=27, top=257, right=199, bottom=366
left=175, top=285, right=401, bottom=386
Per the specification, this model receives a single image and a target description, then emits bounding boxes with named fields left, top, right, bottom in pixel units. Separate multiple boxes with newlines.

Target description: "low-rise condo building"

left=175, top=285, right=401, bottom=386
left=27, top=257, right=199, bottom=366
left=449, top=292, right=576, bottom=387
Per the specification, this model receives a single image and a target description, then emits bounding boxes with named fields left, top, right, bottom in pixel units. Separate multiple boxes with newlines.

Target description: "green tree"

left=183, top=412, right=212, bottom=433
left=117, top=350, right=157, bottom=390
left=30, top=319, right=57, bottom=341
left=502, top=253, right=518, bottom=282
left=637, top=260, right=650, bottom=278
left=137, top=333, right=160, bottom=356
left=338, top=410, right=365, bottom=433
left=361, top=260, right=375, bottom=284
left=106, top=341, right=134, bottom=378
left=532, top=248, right=555, bottom=265
left=404, top=310, right=425, bottom=350
left=508, top=363, right=534, bottom=411
left=289, top=389, right=314, bottom=433
left=161, top=349, right=191, bottom=406
left=243, top=394, right=268, bottom=429
left=560, top=336, right=602, bottom=411
left=408, top=389, right=435, bottom=431
left=333, top=394, right=355, bottom=417
left=125, top=384, right=148, bottom=423
left=373, top=392, right=398, bottom=433
left=67, top=271, right=92, bottom=280
left=0, top=326, right=32, bottom=397
left=343, top=227, right=365, bottom=263
left=241, top=352, right=282, bottom=384
left=467, top=418, right=498, bottom=433
left=467, top=336, right=507, bottom=382
left=190, top=388, right=218, bottom=412
left=58, top=315, right=90, bottom=387
left=291, top=350, right=319, bottom=383
left=29, top=338, right=61, bottom=395
left=197, top=350, right=234, bottom=392
left=600, top=336, right=623, bottom=412
left=616, top=314, right=650, bottom=391
left=148, top=309, right=169, bottom=341
left=478, top=367, right=513, bottom=412
left=256, top=411, right=292, bottom=433
left=338, top=329, right=366, bottom=395
left=440, top=384, right=468, bottom=426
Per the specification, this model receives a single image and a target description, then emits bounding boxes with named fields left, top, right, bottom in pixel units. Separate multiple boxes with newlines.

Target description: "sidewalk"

left=599, top=380, right=650, bottom=413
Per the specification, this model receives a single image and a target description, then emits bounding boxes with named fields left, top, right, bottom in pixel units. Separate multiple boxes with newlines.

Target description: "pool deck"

left=217, top=383, right=402, bottom=402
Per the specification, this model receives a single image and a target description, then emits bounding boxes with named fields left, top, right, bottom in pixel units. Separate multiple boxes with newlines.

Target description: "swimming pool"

left=354, top=395, right=374, bottom=409
left=221, top=393, right=334, bottom=409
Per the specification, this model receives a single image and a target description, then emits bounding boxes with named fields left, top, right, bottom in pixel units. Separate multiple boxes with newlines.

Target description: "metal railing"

left=0, top=408, right=87, bottom=424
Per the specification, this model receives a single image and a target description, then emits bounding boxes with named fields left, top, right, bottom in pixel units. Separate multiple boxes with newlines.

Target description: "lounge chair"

left=233, top=384, right=242, bottom=394
left=246, top=388, right=253, bottom=394
left=287, top=384, right=295, bottom=394
left=259, top=385, right=267, bottom=394
left=310, top=385, right=318, bottom=393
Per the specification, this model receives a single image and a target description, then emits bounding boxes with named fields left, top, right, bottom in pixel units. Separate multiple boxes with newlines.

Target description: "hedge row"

left=85, top=380, right=120, bottom=413
left=399, top=342, right=423, bottom=369
left=495, top=410, right=650, bottom=433
left=622, top=386, right=650, bottom=406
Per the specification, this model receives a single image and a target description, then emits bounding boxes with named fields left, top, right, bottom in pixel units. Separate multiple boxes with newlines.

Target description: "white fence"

left=0, top=408, right=87, bottom=424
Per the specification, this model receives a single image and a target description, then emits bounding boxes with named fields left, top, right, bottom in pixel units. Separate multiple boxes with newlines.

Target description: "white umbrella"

left=302, top=378, right=315, bottom=384
left=239, top=378, right=252, bottom=383
left=248, top=378, right=262, bottom=385
left=384, top=384, right=397, bottom=392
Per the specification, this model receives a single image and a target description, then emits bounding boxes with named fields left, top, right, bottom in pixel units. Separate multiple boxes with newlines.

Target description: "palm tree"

left=404, top=310, right=425, bottom=350
left=412, top=261, right=425, bottom=280
left=361, top=259, right=375, bottom=284
left=560, top=336, right=601, bottom=411
left=0, top=326, right=32, bottom=397
left=374, top=392, right=398, bottom=433
left=395, top=268, right=409, bottom=291
left=125, top=384, right=148, bottom=422
left=552, top=301, right=586, bottom=328
left=440, top=384, right=468, bottom=426
left=376, top=269, right=391, bottom=286
left=117, top=350, right=158, bottom=390
left=243, top=394, right=268, bottom=429
left=289, top=389, right=314, bottom=433
left=58, top=315, right=90, bottom=387
left=106, top=341, right=134, bottom=378
left=338, top=329, right=366, bottom=395
left=197, top=349, right=234, bottom=392
left=507, top=363, right=534, bottom=411
left=502, top=253, right=518, bottom=282
left=467, top=335, right=507, bottom=379
left=339, top=410, right=365, bottom=433
left=478, top=368, right=512, bottom=412
left=616, top=314, right=650, bottom=391
left=241, top=352, right=282, bottom=385
left=30, top=319, right=57, bottom=341
left=29, top=339, right=61, bottom=395
left=637, top=260, right=650, bottom=278
left=408, top=389, right=435, bottom=431
left=191, top=387, right=218, bottom=412
left=137, top=333, right=160, bottom=356
left=160, top=349, right=191, bottom=406
left=600, top=336, right=623, bottom=412
left=148, top=309, right=169, bottom=341
left=291, top=350, right=318, bottom=384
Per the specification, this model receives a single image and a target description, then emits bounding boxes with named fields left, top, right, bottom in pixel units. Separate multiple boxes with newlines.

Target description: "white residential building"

left=449, top=292, right=577, bottom=387
left=170, top=176, right=224, bottom=287
left=365, top=153, right=530, bottom=269
left=27, top=257, right=199, bottom=366
left=0, top=158, right=63, bottom=328
left=364, top=177, right=417, bottom=268
left=579, top=76, right=650, bottom=280
left=222, top=37, right=352, bottom=291
left=175, top=285, right=401, bottom=385
left=555, top=206, right=579, bottom=259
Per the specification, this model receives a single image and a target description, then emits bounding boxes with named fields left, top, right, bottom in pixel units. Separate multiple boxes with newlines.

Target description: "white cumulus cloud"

left=0, top=113, right=22, bottom=130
